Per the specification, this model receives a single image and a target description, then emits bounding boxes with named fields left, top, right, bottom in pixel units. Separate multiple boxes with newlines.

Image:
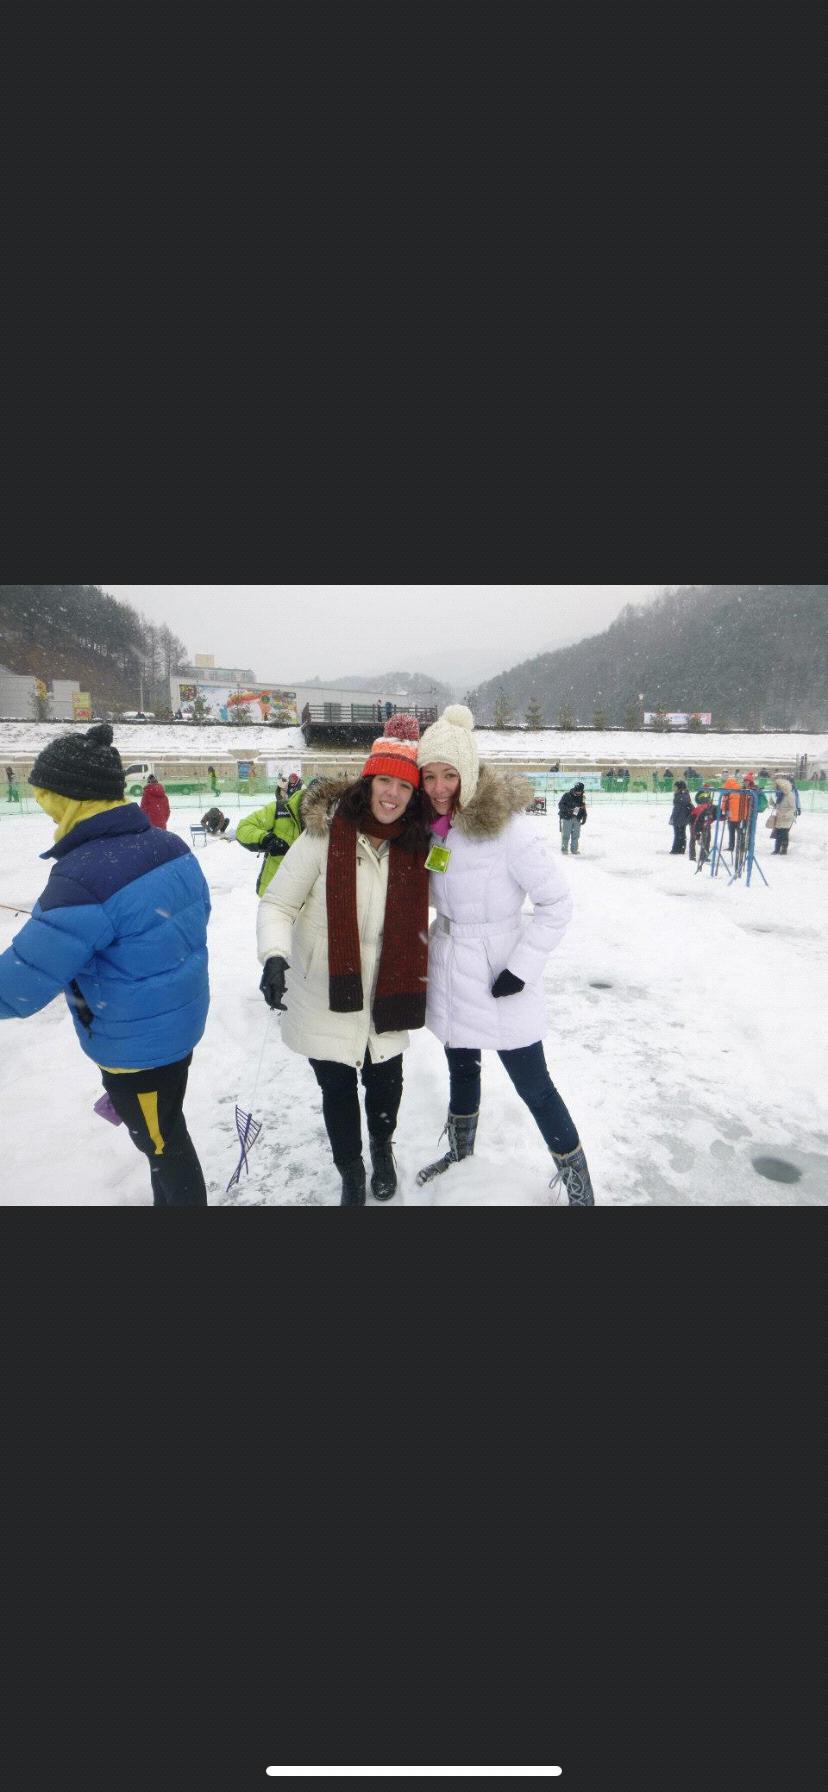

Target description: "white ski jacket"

left=256, top=782, right=412, bottom=1068
left=425, top=767, right=573, bottom=1050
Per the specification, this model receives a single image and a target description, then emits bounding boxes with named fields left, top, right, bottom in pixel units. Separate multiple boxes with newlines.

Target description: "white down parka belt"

left=425, top=766, right=574, bottom=1051
left=256, top=781, right=412, bottom=1069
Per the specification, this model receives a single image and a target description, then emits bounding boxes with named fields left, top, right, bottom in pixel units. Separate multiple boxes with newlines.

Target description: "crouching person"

left=256, top=719, right=429, bottom=1204
left=0, top=724, right=211, bottom=1206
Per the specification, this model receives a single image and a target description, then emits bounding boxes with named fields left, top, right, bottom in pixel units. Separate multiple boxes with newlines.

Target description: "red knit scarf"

left=326, top=810, right=429, bottom=1032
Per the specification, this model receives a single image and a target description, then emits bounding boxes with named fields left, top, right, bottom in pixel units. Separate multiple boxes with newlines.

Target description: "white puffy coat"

left=425, top=767, right=573, bottom=1050
left=256, top=782, right=412, bottom=1068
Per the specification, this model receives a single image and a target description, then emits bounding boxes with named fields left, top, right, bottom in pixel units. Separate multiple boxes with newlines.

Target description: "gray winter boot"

left=548, top=1143, right=595, bottom=1206
left=339, top=1157, right=367, bottom=1206
left=416, top=1111, right=479, bottom=1186
left=368, top=1135, right=397, bottom=1201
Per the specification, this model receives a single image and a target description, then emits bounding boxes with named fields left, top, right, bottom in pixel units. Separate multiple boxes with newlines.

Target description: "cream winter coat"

left=256, top=782, right=414, bottom=1068
left=769, top=777, right=797, bottom=831
left=425, top=766, right=573, bottom=1050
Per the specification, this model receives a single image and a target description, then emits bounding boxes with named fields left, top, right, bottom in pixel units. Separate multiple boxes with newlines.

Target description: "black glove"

left=578, top=809, right=587, bottom=824
left=260, top=831, right=290, bottom=857
left=491, top=968, right=526, bottom=999
left=260, top=956, right=288, bottom=1010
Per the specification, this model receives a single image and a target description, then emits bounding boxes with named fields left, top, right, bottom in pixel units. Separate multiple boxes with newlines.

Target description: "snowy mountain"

left=466, top=585, right=828, bottom=730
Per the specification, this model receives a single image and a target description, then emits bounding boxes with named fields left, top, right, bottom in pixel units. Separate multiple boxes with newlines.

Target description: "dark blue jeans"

left=445, top=1043, right=579, bottom=1156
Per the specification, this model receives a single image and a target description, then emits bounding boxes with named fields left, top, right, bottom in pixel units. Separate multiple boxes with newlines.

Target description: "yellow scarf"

left=32, top=789, right=130, bottom=843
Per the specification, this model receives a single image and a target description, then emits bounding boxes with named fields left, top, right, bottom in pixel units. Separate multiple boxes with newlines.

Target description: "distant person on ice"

left=416, top=705, right=595, bottom=1205
left=236, top=774, right=306, bottom=895
left=140, top=772, right=170, bottom=829
left=689, top=787, right=716, bottom=865
left=0, top=724, right=211, bottom=1205
left=669, top=780, right=693, bottom=854
left=256, top=717, right=429, bottom=1206
left=767, top=776, right=797, bottom=855
left=200, top=807, right=232, bottom=836
left=721, top=774, right=743, bottom=852
left=557, top=781, right=588, bottom=855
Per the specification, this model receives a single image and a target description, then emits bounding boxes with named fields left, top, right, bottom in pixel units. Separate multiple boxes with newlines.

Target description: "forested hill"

left=0, top=585, right=187, bottom=714
left=466, top=585, right=828, bottom=730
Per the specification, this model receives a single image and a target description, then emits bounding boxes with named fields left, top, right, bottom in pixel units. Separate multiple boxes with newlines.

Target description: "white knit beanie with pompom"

left=416, top=704, right=480, bottom=806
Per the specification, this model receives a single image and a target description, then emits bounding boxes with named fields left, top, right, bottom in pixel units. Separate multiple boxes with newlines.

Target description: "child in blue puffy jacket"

left=0, top=725, right=212, bottom=1205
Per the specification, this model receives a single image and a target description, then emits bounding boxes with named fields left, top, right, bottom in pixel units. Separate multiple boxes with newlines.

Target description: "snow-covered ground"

left=2, top=718, right=827, bottom=773
left=1, top=798, right=826, bottom=1205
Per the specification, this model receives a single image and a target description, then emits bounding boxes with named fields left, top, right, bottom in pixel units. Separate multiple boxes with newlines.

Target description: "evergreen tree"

left=525, top=696, right=544, bottom=729
left=493, top=687, right=514, bottom=728
left=557, top=701, right=575, bottom=729
left=592, top=706, right=608, bottom=730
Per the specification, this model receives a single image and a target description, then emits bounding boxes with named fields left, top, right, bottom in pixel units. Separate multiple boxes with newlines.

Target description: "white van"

left=123, top=760, right=155, bottom=796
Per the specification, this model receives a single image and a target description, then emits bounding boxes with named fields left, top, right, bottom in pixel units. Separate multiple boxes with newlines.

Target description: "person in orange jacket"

left=721, top=775, right=742, bottom=852
left=140, top=774, right=171, bottom=829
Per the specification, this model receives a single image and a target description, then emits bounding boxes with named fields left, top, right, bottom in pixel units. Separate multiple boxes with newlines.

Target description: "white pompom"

left=441, top=704, right=475, bottom=730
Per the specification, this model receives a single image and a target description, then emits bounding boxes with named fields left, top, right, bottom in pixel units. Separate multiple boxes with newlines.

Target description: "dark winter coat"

left=558, top=788, right=587, bottom=823
left=140, top=780, right=171, bottom=828
left=0, top=805, right=210, bottom=1069
left=670, top=790, right=693, bottom=827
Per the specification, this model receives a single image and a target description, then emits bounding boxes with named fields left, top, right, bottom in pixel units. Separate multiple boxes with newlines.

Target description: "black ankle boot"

left=339, top=1158, right=366, bottom=1206
left=368, top=1136, right=397, bottom=1201
left=416, top=1111, right=479, bottom=1186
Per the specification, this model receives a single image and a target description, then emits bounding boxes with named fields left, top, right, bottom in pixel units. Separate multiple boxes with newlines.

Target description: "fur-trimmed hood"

left=299, top=767, right=533, bottom=842
left=299, top=779, right=352, bottom=837
left=452, top=765, right=534, bottom=839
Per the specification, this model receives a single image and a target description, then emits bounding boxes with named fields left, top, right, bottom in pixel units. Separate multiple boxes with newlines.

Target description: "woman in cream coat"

left=256, top=720, right=429, bottom=1205
left=415, top=705, right=595, bottom=1205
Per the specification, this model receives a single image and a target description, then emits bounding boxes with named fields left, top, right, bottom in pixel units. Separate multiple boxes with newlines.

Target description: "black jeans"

left=101, top=1054, right=207, bottom=1206
left=309, top=1050, right=403, bottom=1167
left=772, top=828, right=790, bottom=854
left=445, top=1043, right=579, bottom=1156
left=671, top=825, right=687, bottom=854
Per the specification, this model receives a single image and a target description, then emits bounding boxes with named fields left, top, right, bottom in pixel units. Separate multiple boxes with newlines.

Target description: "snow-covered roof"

left=0, top=719, right=826, bottom=767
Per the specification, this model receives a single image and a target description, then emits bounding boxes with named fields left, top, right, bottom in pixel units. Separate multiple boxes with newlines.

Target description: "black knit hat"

left=29, top=723, right=126, bottom=801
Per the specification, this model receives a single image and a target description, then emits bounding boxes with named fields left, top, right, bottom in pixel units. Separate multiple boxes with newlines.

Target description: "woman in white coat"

left=256, top=719, right=429, bottom=1204
left=416, top=705, right=595, bottom=1204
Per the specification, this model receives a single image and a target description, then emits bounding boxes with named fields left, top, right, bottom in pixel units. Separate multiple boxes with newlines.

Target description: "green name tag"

left=425, top=842, right=452, bottom=873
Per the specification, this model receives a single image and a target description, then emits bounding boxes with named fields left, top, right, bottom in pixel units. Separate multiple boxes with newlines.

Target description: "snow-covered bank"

left=1, top=801, right=826, bottom=1205
left=1, top=718, right=827, bottom=771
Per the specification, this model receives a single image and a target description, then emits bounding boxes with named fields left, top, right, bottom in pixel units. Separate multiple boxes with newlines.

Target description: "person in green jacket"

left=235, top=777, right=306, bottom=894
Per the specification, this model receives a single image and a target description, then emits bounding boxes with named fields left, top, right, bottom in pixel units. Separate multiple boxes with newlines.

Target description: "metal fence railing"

left=3, top=777, right=827, bottom=822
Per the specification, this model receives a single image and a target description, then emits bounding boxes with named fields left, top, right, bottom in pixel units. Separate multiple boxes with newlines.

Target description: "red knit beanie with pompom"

left=361, top=713, right=421, bottom=787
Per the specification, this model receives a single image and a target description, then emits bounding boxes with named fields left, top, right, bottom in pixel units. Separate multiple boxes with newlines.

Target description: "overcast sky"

left=97, top=584, right=669, bottom=687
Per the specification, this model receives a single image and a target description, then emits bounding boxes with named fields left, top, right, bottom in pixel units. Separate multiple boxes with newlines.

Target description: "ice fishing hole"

left=589, top=981, right=613, bottom=989
left=751, top=1156, right=803, bottom=1185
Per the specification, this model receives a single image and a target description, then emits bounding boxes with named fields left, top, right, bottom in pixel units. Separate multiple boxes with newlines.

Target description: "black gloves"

left=260, top=956, right=288, bottom=1010
left=261, top=832, right=289, bottom=857
left=491, top=969, right=525, bottom=999
left=578, top=808, right=587, bottom=824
